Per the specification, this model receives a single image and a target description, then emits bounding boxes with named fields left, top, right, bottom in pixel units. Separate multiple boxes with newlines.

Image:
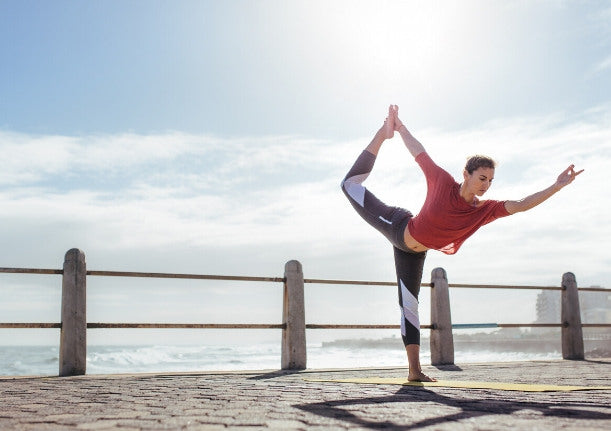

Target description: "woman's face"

left=464, top=167, right=495, bottom=196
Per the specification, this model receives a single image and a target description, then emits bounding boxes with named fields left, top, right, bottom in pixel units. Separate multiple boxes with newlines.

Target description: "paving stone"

left=75, top=420, right=119, bottom=430
left=0, top=359, right=609, bottom=430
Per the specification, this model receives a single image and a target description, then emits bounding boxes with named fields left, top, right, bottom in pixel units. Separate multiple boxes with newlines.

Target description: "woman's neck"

left=459, top=183, right=478, bottom=206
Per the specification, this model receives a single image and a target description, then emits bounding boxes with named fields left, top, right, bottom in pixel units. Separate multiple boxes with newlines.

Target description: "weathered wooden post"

left=281, top=260, right=306, bottom=370
left=561, top=272, right=584, bottom=360
left=59, top=248, right=87, bottom=376
left=430, top=267, right=454, bottom=365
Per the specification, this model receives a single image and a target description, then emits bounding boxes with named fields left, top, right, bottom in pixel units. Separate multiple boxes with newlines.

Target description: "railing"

left=1, top=248, right=610, bottom=376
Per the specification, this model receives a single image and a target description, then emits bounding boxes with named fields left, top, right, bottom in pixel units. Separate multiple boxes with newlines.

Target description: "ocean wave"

left=0, top=342, right=577, bottom=376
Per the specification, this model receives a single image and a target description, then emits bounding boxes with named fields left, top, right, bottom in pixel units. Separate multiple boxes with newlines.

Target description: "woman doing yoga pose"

left=341, top=105, right=583, bottom=381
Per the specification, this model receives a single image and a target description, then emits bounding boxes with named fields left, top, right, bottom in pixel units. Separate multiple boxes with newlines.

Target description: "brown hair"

left=465, top=155, right=496, bottom=174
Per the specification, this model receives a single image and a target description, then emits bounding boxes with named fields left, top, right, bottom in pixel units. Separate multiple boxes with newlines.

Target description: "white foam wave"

left=0, top=344, right=563, bottom=376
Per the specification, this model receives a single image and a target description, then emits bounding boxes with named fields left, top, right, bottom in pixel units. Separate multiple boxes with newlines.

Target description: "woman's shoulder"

left=477, top=199, right=511, bottom=216
left=417, top=152, right=447, bottom=175
left=415, top=150, right=432, bottom=164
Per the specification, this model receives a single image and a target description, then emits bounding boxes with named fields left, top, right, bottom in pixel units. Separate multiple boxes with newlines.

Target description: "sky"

left=0, top=0, right=610, bottom=347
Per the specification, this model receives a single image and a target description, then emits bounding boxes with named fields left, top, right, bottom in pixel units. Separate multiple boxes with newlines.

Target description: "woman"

left=341, top=105, right=583, bottom=381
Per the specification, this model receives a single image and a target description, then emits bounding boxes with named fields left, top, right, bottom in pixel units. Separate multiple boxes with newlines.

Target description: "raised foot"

left=382, top=105, right=395, bottom=139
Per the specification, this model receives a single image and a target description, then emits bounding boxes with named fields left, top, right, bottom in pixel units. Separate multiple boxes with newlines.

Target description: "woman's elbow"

left=504, top=201, right=526, bottom=215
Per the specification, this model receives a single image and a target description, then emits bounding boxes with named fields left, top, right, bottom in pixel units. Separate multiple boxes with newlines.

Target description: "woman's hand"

left=555, top=164, right=584, bottom=190
left=391, top=105, right=405, bottom=131
left=390, top=104, right=425, bottom=158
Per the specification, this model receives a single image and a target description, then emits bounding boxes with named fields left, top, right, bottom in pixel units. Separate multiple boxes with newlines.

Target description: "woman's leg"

left=341, top=150, right=413, bottom=249
left=340, top=107, right=413, bottom=249
left=393, top=246, right=436, bottom=382
left=342, top=107, right=434, bottom=379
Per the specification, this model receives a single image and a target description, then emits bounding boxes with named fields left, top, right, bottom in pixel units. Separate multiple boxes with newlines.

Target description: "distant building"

left=579, top=288, right=611, bottom=324
left=535, top=287, right=610, bottom=324
left=535, top=290, right=560, bottom=323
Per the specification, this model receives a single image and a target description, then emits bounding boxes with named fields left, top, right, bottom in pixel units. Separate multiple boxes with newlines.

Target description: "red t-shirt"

left=407, top=152, right=510, bottom=255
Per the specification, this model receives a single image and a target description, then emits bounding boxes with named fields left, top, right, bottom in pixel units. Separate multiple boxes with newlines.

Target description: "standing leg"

left=393, top=246, right=436, bottom=382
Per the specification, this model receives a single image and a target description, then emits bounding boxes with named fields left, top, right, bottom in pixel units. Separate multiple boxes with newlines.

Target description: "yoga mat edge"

left=304, top=377, right=611, bottom=392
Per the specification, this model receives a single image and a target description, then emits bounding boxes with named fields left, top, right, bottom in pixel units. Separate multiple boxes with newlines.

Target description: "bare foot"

left=408, top=371, right=437, bottom=382
left=381, top=105, right=395, bottom=139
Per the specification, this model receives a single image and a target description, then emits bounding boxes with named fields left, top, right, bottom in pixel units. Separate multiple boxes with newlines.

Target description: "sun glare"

left=298, top=2, right=471, bottom=84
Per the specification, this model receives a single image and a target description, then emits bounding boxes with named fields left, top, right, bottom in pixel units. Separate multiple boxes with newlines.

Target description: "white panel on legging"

left=400, top=279, right=420, bottom=330
left=341, top=175, right=368, bottom=208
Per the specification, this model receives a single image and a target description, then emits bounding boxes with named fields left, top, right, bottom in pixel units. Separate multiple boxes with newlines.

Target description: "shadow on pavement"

left=432, top=364, right=463, bottom=372
left=294, top=386, right=611, bottom=430
left=584, top=359, right=611, bottom=365
left=247, top=370, right=302, bottom=380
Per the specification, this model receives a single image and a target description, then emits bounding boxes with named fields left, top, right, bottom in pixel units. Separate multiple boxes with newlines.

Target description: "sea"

left=0, top=342, right=563, bottom=376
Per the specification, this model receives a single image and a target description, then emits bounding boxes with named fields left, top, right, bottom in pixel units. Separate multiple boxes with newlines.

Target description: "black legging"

left=341, top=150, right=426, bottom=346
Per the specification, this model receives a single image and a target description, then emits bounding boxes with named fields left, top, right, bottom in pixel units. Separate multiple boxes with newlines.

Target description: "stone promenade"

left=1, top=359, right=609, bottom=430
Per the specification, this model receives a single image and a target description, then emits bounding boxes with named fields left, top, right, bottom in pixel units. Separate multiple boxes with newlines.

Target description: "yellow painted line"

left=305, top=377, right=611, bottom=392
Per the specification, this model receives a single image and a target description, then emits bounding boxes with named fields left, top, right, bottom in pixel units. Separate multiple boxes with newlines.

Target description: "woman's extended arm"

left=392, top=105, right=426, bottom=158
left=504, top=164, right=584, bottom=214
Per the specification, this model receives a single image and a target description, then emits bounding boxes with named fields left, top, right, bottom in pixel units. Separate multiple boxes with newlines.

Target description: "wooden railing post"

left=281, top=260, right=306, bottom=370
left=561, top=272, right=584, bottom=360
left=430, top=267, right=454, bottom=365
left=59, top=249, right=87, bottom=376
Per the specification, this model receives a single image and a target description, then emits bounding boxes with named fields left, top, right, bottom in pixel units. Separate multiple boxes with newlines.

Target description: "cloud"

left=591, top=55, right=611, bottom=76
left=2, top=107, right=610, bottom=255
